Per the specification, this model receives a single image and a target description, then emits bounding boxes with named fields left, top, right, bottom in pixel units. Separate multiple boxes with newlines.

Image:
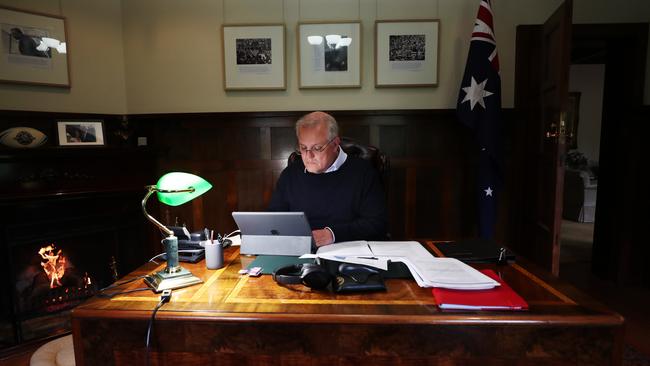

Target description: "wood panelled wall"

left=129, top=110, right=482, bottom=242
left=3, top=106, right=649, bottom=287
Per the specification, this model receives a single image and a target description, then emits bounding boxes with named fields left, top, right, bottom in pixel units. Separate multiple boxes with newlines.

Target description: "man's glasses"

left=296, top=138, right=334, bottom=155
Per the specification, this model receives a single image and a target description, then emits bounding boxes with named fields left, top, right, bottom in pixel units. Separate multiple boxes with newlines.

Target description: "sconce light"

left=336, top=37, right=352, bottom=49
left=325, top=34, right=341, bottom=47
left=307, top=35, right=323, bottom=45
left=36, top=37, right=67, bottom=54
left=142, top=172, right=212, bottom=292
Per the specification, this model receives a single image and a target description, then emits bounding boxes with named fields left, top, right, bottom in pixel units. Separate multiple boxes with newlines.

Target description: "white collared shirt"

left=324, top=146, right=348, bottom=173
left=303, top=146, right=348, bottom=174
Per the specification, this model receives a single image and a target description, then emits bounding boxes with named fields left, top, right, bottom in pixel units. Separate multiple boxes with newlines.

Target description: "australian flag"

left=456, top=0, right=502, bottom=240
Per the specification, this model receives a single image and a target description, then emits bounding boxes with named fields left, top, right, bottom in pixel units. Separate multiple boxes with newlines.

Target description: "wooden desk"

left=71, top=241, right=624, bottom=365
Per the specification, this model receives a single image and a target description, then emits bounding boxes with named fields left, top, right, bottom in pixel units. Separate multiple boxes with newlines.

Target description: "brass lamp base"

left=144, top=267, right=203, bottom=293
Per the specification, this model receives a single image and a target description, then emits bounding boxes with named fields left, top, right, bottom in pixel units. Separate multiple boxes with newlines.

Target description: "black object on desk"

left=436, top=238, right=515, bottom=264
left=321, top=259, right=413, bottom=279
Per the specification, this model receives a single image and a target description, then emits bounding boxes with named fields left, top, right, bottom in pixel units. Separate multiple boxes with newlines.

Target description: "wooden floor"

left=0, top=339, right=46, bottom=366
left=560, top=219, right=650, bottom=361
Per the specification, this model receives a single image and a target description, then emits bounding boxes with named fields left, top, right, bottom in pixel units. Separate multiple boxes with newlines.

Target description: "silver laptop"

left=232, top=212, right=314, bottom=256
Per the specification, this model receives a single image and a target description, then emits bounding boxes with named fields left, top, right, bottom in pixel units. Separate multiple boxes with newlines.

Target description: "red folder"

left=432, top=269, right=528, bottom=310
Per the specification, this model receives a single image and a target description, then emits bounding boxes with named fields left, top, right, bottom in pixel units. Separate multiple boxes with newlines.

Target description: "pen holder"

left=204, top=241, right=223, bottom=270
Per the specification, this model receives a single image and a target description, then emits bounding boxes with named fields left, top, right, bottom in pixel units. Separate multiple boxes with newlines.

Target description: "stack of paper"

left=303, top=241, right=500, bottom=290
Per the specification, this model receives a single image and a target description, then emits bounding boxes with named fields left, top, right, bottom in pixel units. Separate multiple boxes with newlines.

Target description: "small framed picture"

left=297, top=21, right=361, bottom=89
left=375, top=20, right=439, bottom=87
left=222, top=24, right=286, bottom=90
left=57, top=120, right=105, bottom=146
left=566, top=92, right=581, bottom=149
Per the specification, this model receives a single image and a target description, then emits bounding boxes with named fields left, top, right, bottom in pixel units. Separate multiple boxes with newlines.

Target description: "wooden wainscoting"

left=129, top=110, right=480, bottom=242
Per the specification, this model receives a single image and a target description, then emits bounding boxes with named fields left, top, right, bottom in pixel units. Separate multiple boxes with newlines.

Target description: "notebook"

left=432, top=269, right=528, bottom=310
left=232, top=211, right=314, bottom=256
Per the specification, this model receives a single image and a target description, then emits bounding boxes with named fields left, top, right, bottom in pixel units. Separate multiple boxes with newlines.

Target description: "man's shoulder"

left=342, top=156, right=375, bottom=172
left=281, top=158, right=305, bottom=175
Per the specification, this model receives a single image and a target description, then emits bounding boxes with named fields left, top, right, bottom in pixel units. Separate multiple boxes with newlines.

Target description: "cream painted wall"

left=571, top=0, right=650, bottom=106
left=569, top=64, right=605, bottom=163
left=0, top=0, right=127, bottom=113
left=0, top=0, right=647, bottom=114
left=121, top=0, right=557, bottom=113
left=123, top=0, right=649, bottom=114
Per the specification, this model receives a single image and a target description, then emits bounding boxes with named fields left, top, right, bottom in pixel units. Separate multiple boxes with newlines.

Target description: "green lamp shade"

left=155, top=172, right=212, bottom=206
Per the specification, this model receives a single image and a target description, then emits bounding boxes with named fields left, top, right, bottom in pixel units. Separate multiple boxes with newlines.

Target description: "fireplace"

left=17, top=244, right=98, bottom=317
left=0, top=143, right=155, bottom=350
left=1, top=192, right=149, bottom=349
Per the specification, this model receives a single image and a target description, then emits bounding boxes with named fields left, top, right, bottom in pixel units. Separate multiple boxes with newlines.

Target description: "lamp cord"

left=145, top=290, right=172, bottom=366
left=96, top=287, right=150, bottom=299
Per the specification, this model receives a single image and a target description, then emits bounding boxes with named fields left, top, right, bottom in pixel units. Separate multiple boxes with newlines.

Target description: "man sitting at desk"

left=268, top=111, right=388, bottom=247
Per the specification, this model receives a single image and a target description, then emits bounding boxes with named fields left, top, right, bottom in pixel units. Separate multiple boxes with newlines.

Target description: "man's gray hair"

left=295, top=111, right=339, bottom=140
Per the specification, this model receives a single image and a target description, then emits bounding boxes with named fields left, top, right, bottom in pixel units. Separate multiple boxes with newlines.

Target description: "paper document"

left=311, top=241, right=388, bottom=270
left=313, top=241, right=500, bottom=289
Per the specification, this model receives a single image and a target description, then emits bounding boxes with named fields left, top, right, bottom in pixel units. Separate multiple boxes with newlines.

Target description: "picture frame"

left=297, top=21, right=361, bottom=89
left=566, top=92, right=581, bottom=149
left=0, top=6, right=70, bottom=87
left=222, top=24, right=286, bottom=90
left=57, top=120, right=105, bottom=146
left=375, top=20, right=439, bottom=87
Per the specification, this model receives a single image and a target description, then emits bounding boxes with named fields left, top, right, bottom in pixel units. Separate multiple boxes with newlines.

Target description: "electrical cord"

left=145, top=289, right=172, bottom=366
left=99, top=275, right=147, bottom=292
left=96, top=287, right=151, bottom=298
left=95, top=275, right=150, bottom=298
left=224, top=229, right=240, bottom=239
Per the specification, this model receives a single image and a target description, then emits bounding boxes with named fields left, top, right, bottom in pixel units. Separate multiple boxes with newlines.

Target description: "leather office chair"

left=288, top=137, right=390, bottom=195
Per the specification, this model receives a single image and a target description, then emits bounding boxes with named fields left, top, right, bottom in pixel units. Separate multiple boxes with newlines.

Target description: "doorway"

left=513, top=19, right=650, bottom=358
left=511, top=21, right=648, bottom=281
left=568, top=23, right=647, bottom=285
left=558, top=61, right=605, bottom=286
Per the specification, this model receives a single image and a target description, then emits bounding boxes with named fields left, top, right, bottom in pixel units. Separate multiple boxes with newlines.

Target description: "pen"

left=210, top=230, right=214, bottom=244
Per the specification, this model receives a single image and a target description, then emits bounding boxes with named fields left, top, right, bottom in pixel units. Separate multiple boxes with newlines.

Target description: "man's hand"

left=312, top=228, right=333, bottom=247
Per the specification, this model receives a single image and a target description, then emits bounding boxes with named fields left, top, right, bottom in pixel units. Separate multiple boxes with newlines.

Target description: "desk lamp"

left=142, top=172, right=212, bottom=292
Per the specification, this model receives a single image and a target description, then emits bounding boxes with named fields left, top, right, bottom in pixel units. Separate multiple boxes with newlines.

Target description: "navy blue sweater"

left=268, top=157, right=388, bottom=242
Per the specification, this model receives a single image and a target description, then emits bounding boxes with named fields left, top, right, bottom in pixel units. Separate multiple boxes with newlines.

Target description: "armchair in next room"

left=563, top=168, right=597, bottom=223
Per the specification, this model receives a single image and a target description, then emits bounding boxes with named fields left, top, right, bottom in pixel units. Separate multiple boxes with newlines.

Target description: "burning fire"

left=38, top=245, right=66, bottom=288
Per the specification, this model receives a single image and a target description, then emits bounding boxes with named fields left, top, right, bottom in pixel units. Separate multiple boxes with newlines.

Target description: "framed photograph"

left=0, top=6, right=70, bottom=87
left=222, top=24, right=285, bottom=90
left=375, top=20, right=439, bottom=87
left=566, top=92, right=581, bottom=149
left=297, top=21, right=361, bottom=89
left=57, top=120, right=105, bottom=146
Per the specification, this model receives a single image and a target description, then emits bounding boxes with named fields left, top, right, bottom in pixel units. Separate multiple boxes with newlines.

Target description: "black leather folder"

left=436, top=238, right=515, bottom=264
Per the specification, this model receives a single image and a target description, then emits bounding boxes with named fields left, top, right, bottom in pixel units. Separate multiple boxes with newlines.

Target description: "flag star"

left=461, top=77, right=493, bottom=110
left=484, top=187, right=493, bottom=197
